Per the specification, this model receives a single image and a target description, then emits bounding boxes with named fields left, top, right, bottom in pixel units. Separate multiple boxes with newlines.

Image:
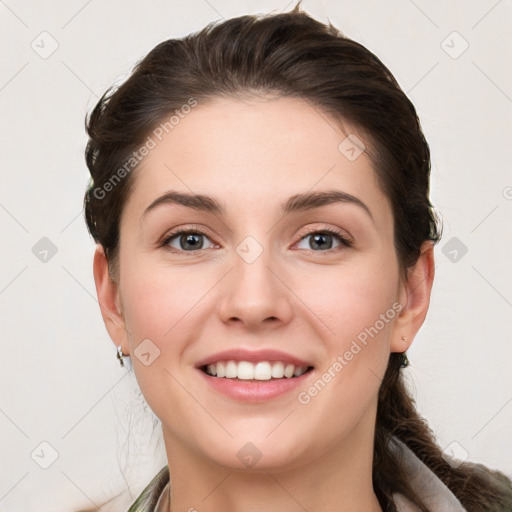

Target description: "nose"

left=217, top=242, right=294, bottom=332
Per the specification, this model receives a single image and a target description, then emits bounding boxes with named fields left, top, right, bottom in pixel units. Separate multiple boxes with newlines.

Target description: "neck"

left=161, top=410, right=383, bottom=512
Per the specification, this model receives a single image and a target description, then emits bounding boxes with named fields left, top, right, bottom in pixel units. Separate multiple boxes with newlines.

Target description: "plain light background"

left=1, top=0, right=511, bottom=510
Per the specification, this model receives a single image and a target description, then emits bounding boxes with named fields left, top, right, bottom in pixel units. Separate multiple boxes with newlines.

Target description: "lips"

left=195, top=348, right=314, bottom=369
left=194, top=348, right=315, bottom=401
left=196, top=348, right=314, bottom=382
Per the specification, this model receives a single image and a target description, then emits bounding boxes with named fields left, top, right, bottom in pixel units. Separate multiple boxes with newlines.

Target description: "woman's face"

left=101, top=95, right=414, bottom=472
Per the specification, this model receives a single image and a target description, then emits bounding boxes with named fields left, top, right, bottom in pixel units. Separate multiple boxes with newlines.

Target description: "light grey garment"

left=132, top=436, right=512, bottom=511
left=389, top=436, right=467, bottom=511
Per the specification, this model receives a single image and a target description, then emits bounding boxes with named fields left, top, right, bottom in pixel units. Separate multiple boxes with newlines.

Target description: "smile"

left=202, top=360, right=313, bottom=380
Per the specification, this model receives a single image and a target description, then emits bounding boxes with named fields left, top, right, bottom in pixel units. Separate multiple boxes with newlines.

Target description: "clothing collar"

left=128, top=436, right=467, bottom=512
left=388, top=436, right=467, bottom=511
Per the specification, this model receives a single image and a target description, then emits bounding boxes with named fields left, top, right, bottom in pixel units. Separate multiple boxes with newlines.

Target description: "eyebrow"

left=141, top=189, right=373, bottom=222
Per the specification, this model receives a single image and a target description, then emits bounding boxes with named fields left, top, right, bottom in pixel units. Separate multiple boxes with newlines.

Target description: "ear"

left=390, top=240, right=435, bottom=353
left=92, top=244, right=130, bottom=355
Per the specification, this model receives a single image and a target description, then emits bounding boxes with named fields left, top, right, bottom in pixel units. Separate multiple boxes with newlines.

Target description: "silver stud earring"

left=117, top=345, right=126, bottom=367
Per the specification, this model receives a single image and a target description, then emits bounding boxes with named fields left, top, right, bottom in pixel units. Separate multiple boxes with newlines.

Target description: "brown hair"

left=83, top=3, right=512, bottom=510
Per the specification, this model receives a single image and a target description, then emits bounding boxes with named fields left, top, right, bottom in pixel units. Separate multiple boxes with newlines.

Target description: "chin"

left=197, top=434, right=314, bottom=473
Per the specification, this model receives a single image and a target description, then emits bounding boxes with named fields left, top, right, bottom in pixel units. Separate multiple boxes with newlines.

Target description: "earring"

left=400, top=336, right=409, bottom=368
left=116, top=345, right=126, bottom=367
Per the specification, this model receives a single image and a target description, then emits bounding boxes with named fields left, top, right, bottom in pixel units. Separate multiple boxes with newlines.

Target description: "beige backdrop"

left=1, top=0, right=511, bottom=510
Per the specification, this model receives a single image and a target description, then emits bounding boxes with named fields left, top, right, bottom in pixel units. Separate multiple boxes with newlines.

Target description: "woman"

left=83, top=4, right=512, bottom=511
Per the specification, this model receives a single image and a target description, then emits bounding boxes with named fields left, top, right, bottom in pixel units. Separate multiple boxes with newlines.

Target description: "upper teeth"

left=205, top=360, right=309, bottom=380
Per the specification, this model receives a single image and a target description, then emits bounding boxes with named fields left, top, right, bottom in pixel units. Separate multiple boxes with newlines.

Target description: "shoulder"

left=468, top=460, right=512, bottom=509
left=390, top=436, right=512, bottom=511
left=127, top=456, right=512, bottom=512
left=127, top=465, right=170, bottom=512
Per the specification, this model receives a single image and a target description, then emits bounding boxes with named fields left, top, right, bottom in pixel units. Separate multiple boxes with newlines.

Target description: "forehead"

left=121, top=95, right=392, bottom=229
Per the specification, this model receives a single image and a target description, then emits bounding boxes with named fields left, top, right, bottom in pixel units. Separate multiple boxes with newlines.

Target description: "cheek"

left=295, top=260, right=399, bottom=401
left=122, top=280, right=171, bottom=343
left=118, top=267, right=198, bottom=421
left=120, top=258, right=200, bottom=345
left=300, top=254, right=399, bottom=345
left=334, top=274, right=398, bottom=350
left=265, top=268, right=400, bottom=463
left=117, top=263, right=194, bottom=392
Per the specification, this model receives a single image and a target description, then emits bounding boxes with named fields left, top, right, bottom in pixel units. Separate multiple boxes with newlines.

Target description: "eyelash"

left=159, top=225, right=353, bottom=255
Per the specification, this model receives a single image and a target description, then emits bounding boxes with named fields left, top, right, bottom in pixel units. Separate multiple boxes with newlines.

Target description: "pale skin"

left=93, top=95, right=435, bottom=512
